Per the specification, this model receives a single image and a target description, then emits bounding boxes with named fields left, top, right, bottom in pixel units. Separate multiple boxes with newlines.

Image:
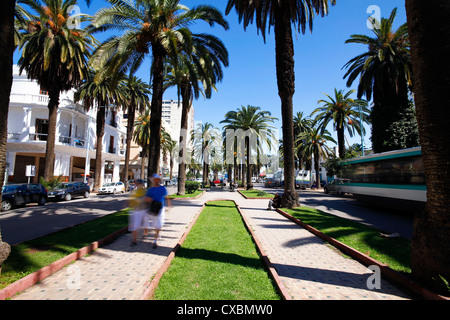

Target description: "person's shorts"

left=151, top=207, right=165, bottom=230
left=129, top=209, right=151, bottom=232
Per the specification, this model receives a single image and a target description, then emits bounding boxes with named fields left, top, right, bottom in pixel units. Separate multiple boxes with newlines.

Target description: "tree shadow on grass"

left=175, top=247, right=265, bottom=270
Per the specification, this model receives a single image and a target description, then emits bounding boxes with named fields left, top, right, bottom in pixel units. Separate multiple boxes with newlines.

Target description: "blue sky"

left=14, top=0, right=408, bottom=151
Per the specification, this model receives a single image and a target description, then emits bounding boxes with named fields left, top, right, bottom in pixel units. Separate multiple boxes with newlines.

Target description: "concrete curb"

left=139, top=203, right=206, bottom=300
left=237, top=190, right=274, bottom=200
left=275, top=207, right=449, bottom=301
left=0, top=227, right=128, bottom=300
left=168, top=190, right=205, bottom=200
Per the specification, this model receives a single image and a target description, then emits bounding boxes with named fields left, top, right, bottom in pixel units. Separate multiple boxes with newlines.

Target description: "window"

left=35, top=119, right=49, bottom=141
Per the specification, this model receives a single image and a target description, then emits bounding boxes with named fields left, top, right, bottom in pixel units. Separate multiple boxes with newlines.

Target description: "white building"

left=5, top=65, right=126, bottom=187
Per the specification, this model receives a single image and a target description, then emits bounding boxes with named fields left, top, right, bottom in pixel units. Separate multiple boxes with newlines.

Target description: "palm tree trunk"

left=177, top=86, right=190, bottom=195
left=94, top=106, right=106, bottom=191
left=275, top=3, right=299, bottom=208
left=406, top=0, right=450, bottom=295
left=148, top=44, right=164, bottom=179
left=337, top=127, right=345, bottom=158
left=123, top=100, right=136, bottom=188
left=0, top=0, right=15, bottom=195
left=43, top=88, right=60, bottom=180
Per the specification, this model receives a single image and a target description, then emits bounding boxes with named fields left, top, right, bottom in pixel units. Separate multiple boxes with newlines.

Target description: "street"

left=254, top=183, right=414, bottom=239
left=0, top=184, right=413, bottom=246
left=0, top=193, right=130, bottom=245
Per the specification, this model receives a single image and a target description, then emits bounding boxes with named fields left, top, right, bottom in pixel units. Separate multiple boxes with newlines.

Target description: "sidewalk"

left=11, top=190, right=412, bottom=300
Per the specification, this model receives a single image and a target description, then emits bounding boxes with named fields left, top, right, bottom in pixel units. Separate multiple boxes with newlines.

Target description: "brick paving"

left=10, top=190, right=413, bottom=300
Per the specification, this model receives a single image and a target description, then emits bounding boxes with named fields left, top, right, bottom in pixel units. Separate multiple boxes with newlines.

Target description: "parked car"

left=98, top=182, right=125, bottom=195
left=47, top=182, right=90, bottom=201
left=323, top=179, right=351, bottom=195
left=1, top=183, right=48, bottom=211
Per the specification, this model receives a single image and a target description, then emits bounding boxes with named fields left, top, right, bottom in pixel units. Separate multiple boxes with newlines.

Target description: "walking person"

left=145, top=174, right=171, bottom=248
left=128, top=179, right=150, bottom=246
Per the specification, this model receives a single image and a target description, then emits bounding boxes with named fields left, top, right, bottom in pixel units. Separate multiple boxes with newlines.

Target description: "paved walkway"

left=11, top=190, right=412, bottom=300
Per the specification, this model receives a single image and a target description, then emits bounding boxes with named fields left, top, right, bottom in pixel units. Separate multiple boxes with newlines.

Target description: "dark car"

left=47, top=181, right=90, bottom=201
left=323, top=179, right=351, bottom=195
left=1, top=183, right=48, bottom=212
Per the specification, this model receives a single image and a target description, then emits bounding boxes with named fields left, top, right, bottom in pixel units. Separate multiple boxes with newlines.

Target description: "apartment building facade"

left=5, top=65, right=126, bottom=187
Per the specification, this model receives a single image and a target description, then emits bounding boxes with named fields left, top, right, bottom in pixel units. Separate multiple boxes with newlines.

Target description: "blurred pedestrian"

left=128, top=179, right=149, bottom=246
left=145, top=173, right=171, bottom=248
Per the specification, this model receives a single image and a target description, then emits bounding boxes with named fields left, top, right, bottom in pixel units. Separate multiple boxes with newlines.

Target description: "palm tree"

left=405, top=0, right=450, bottom=295
left=121, top=75, right=151, bottom=188
left=0, top=0, right=16, bottom=209
left=293, top=111, right=313, bottom=169
left=299, top=127, right=336, bottom=189
left=88, top=0, right=229, bottom=181
left=133, top=109, right=152, bottom=179
left=17, top=0, right=95, bottom=180
left=221, top=105, right=277, bottom=190
left=74, top=70, right=125, bottom=191
left=343, top=8, right=418, bottom=153
left=0, top=0, right=92, bottom=277
left=226, top=0, right=335, bottom=207
left=163, top=34, right=229, bottom=195
left=191, top=122, right=220, bottom=186
left=312, top=89, right=369, bottom=158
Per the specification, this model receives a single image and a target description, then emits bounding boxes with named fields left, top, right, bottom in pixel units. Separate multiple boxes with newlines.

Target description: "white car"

left=98, top=182, right=125, bottom=195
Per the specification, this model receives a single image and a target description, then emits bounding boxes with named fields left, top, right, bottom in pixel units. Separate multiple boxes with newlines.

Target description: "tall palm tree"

left=405, top=0, right=450, bottom=295
left=221, top=105, right=277, bottom=190
left=74, top=70, right=125, bottom=191
left=0, top=0, right=16, bottom=209
left=17, top=0, right=95, bottom=180
left=121, top=75, right=151, bottom=188
left=312, top=89, right=369, bottom=158
left=0, top=0, right=92, bottom=276
left=343, top=8, right=418, bottom=153
left=226, top=0, right=335, bottom=207
left=88, top=0, right=229, bottom=181
left=299, top=127, right=335, bottom=189
left=163, top=33, right=229, bottom=195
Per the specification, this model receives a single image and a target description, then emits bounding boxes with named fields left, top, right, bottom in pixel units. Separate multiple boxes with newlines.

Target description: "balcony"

left=10, top=93, right=49, bottom=106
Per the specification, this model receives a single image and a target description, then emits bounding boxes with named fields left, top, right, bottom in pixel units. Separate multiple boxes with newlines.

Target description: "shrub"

left=185, top=181, right=200, bottom=194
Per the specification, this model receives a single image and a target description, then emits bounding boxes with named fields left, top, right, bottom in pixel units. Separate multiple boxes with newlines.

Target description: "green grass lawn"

left=0, top=210, right=129, bottom=290
left=239, top=190, right=274, bottom=198
left=153, top=200, right=280, bottom=300
left=168, top=190, right=203, bottom=198
left=284, top=206, right=412, bottom=273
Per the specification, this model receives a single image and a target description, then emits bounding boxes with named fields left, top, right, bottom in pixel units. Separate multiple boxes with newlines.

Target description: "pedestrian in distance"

left=128, top=179, right=150, bottom=246
left=267, top=193, right=282, bottom=210
left=145, top=173, right=171, bottom=248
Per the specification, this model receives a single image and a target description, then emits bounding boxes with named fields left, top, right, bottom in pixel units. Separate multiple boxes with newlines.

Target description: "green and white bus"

left=338, top=147, right=426, bottom=211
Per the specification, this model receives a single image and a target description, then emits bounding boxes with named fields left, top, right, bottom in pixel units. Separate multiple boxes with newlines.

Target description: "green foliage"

left=185, top=181, right=200, bottom=194
left=39, top=175, right=65, bottom=191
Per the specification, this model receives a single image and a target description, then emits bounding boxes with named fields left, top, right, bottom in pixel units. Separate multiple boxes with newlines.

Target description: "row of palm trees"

left=12, top=0, right=229, bottom=193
